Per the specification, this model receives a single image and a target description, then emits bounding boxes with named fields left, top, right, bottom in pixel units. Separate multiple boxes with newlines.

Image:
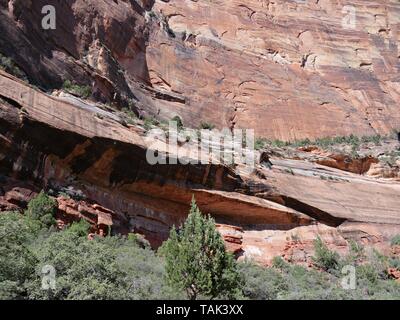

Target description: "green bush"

left=0, top=211, right=180, bottom=300
left=239, top=261, right=288, bottom=299
left=143, top=116, right=160, bottom=131
left=66, top=220, right=91, bottom=237
left=200, top=122, right=216, bottom=130
left=171, top=116, right=184, bottom=131
left=159, top=197, right=242, bottom=300
left=26, top=191, right=57, bottom=228
left=0, top=212, right=39, bottom=298
left=272, top=256, right=288, bottom=270
left=62, top=80, right=92, bottom=99
left=255, top=137, right=267, bottom=150
left=27, top=228, right=181, bottom=300
left=391, top=235, right=400, bottom=246
left=0, top=53, right=27, bottom=81
left=121, top=108, right=137, bottom=125
left=357, top=264, right=379, bottom=284
left=312, top=237, right=340, bottom=271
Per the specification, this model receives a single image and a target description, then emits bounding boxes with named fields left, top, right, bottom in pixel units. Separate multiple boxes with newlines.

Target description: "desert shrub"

left=199, top=122, right=216, bottom=130
left=127, top=233, right=151, bottom=249
left=26, top=191, right=57, bottom=228
left=239, top=261, right=288, bottom=300
left=143, top=116, right=160, bottom=131
left=171, top=116, right=184, bottom=131
left=272, top=256, right=289, bottom=270
left=312, top=237, right=340, bottom=271
left=342, top=240, right=365, bottom=265
left=121, top=107, right=137, bottom=125
left=361, top=134, right=382, bottom=145
left=62, top=80, right=92, bottom=99
left=255, top=137, right=267, bottom=150
left=357, top=264, right=379, bottom=284
left=118, top=237, right=182, bottom=299
left=391, top=235, right=400, bottom=246
left=280, top=265, right=342, bottom=300
left=0, top=53, right=27, bottom=81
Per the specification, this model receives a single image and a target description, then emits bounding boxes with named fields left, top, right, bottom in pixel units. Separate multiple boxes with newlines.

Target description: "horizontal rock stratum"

left=1, top=70, right=399, bottom=265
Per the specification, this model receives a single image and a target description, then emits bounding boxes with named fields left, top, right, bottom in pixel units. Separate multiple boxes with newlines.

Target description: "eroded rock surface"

left=1, top=0, right=400, bottom=264
left=0, top=0, right=399, bottom=139
left=1, top=71, right=399, bottom=264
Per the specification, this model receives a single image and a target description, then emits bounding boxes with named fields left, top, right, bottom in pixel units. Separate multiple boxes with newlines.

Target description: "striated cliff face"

left=1, top=70, right=399, bottom=265
left=0, top=0, right=400, bottom=265
left=147, top=0, right=400, bottom=139
left=1, top=0, right=399, bottom=139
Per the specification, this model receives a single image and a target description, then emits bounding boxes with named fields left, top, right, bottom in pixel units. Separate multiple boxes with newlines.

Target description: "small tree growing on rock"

left=160, top=197, right=241, bottom=300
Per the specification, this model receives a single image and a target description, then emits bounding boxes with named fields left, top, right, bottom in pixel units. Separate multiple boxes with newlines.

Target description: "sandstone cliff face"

left=1, top=0, right=399, bottom=139
left=1, top=0, right=400, bottom=265
left=1, top=71, right=399, bottom=264
left=147, top=0, right=400, bottom=139
left=0, top=0, right=153, bottom=109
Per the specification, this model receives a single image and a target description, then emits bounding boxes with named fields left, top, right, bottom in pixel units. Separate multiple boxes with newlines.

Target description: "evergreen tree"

left=26, top=191, right=57, bottom=228
left=160, top=197, right=241, bottom=300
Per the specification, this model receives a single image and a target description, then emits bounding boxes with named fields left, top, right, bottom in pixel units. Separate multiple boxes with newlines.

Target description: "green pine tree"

left=160, top=197, right=242, bottom=300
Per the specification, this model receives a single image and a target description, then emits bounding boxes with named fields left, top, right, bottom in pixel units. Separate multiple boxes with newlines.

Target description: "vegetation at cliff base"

left=0, top=192, right=399, bottom=300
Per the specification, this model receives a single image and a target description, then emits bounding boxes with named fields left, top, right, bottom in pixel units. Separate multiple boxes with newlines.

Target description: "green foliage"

left=143, top=116, right=160, bottom=131
left=199, top=122, right=216, bottom=130
left=66, top=220, right=91, bottom=237
left=357, top=264, right=379, bottom=284
left=62, top=80, right=92, bottom=99
left=343, top=240, right=365, bottom=265
left=239, top=261, right=288, bottom=300
left=0, top=212, right=39, bottom=298
left=171, top=116, right=184, bottom=131
left=26, top=231, right=126, bottom=300
left=1, top=207, right=400, bottom=300
left=391, top=235, right=400, bottom=246
left=272, top=256, right=288, bottom=270
left=159, top=198, right=242, bottom=300
left=121, top=107, right=137, bottom=125
left=312, top=237, right=340, bottom=271
left=255, top=137, right=267, bottom=150
left=127, top=233, right=151, bottom=249
left=0, top=53, right=27, bottom=81
left=0, top=211, right=179, bottom=300
left=254, top=133, right=387, bottom=151
left=361, top=134, right=382, bottom=145
left=26, top=191, right=57, bottom=228
left=239, top=258, right=400, bottom=300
